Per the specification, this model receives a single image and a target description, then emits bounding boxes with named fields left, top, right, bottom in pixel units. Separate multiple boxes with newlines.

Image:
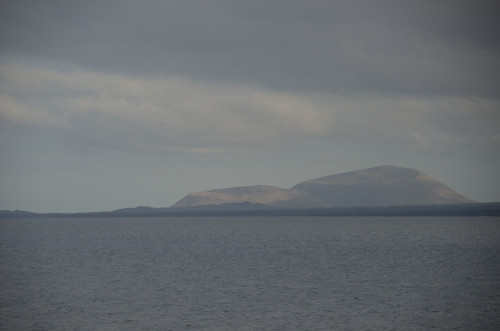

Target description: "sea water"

left=1, top=216, right=499, bottom=330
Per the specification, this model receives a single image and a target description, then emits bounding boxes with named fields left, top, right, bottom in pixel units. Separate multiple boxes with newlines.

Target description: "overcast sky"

left=1, top=0, right=499, bottom=212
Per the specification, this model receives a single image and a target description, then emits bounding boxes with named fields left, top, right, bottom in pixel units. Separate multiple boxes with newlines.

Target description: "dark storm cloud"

left=1, top=0, right=499, bottom=97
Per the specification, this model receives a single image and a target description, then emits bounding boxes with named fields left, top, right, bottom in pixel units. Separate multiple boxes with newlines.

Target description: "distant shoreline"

left=2, top=202, right=500, bottom=219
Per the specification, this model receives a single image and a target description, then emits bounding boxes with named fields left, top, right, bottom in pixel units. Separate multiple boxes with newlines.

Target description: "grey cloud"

left=1, top=0, right=499, bottom=97
left=0, top=64, right=329, bottom=154
left=2, top=63, right=498, bottom=158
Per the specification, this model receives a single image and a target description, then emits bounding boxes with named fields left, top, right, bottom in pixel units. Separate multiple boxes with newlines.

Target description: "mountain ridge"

left=0, top=165, right=479, bottom=216
left=172, top=165, right=473, bottom=208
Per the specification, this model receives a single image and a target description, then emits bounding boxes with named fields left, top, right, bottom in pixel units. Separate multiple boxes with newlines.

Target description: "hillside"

left=171, top=185, right=327, bottom=209
left=292, top=165, right=473, bottom=207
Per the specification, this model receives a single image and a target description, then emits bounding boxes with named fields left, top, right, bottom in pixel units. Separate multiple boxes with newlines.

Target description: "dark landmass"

left=170, top=201, right=270, bottom=211
left=0, top=210, right=38, bottom=218
left=1, top=202, right=500, bottom=219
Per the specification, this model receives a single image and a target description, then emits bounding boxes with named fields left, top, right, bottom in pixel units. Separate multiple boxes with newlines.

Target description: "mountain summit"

left=171, top=165, right=473, bottom=209
left=292, top=165, right=473, bottom=206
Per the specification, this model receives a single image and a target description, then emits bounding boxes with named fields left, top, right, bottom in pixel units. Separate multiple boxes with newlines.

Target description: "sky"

left=0, top=0, right=499, bottom=212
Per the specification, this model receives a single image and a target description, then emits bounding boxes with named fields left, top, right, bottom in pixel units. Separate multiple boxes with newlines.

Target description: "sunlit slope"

left=172, top=185, right=327, bottom=209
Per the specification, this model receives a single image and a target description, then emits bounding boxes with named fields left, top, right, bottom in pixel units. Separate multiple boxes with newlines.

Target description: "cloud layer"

left=1, top=1, right=499, bottom=97
left=1, top=63, right=329, bottom=154
left=2, top=63, right=498, bottom=156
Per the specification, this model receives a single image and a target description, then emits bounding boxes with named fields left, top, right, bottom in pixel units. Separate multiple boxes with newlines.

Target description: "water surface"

left=1, top=216, right=499, bottom=329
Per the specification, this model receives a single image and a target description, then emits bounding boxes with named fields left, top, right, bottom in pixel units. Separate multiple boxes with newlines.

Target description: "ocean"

left=1, top=216, right=499, bottom=330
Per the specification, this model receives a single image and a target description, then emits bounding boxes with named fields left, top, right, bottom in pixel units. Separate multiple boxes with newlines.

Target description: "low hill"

left=171, top=185, right=327, bottom=209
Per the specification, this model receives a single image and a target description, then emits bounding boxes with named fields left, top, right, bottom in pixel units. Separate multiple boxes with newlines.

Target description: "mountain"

left=171, top=185, right=327, bottom=209
left=0, top=165, right=486, bottom=217
left=292, top=165, right=473, bottom=207
left=171, top=165, right=473, bottom=209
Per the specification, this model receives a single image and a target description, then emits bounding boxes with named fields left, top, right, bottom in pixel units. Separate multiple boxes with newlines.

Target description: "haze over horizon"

left=1, top=1, right=499, bottom=213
